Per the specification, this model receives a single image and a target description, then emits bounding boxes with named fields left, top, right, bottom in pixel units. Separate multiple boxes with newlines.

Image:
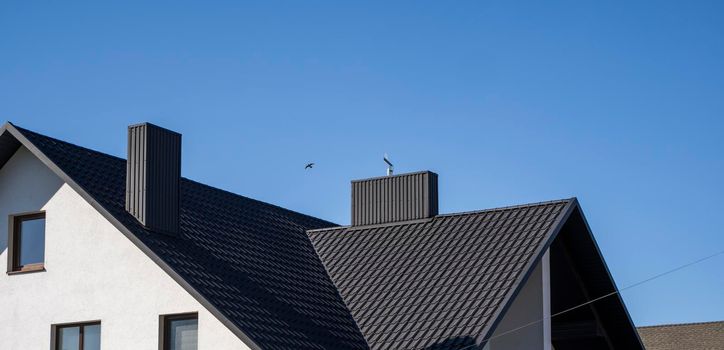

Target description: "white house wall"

left=0, top=147, right=251, bottom=350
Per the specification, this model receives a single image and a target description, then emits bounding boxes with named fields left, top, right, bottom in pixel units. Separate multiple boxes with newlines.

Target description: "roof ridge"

left=637, top=320, right=724, bottom=329
left=12, top=123, right=125, bottom=161
left=181, top=177, right=338, bottom=228
left=11, top=123, right=337, bottom=228
left=435, top=198, right=574, bottom=218
left=307, top=198, right=574, bottom=233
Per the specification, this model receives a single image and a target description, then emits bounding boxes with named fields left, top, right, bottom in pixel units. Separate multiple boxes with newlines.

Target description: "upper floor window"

left=7, top=211, right=46, bottom=274
left=160, top=313, right=198, bottom=350
left=53, top=321, right=101, bottom=350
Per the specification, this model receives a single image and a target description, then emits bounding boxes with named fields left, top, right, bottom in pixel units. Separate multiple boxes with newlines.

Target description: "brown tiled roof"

left=637, top=321, right=724, bottom=350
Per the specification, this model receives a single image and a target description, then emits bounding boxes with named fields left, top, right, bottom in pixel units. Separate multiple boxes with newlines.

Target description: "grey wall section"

left=351, top=171, right=438, bottom=226
left=125, top=123, right=181, bottom=235
left=488, top=252, right=551, bottom=350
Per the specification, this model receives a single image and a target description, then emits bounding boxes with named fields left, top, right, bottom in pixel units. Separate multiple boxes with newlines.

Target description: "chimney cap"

left=127, top=122, right=182, bottom=136
left=351, top=170, right=437, bottom=183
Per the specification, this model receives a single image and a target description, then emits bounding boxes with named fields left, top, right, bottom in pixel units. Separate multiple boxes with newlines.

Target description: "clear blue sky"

left=1, top=0, right=722, bottom=327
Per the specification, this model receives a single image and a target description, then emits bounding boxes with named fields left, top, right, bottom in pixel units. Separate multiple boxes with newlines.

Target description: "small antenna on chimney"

left=383, top=153, right=394, bottom=176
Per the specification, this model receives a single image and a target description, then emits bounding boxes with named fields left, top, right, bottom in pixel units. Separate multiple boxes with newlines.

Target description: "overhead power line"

left=452, top=248, right=724, bottom=350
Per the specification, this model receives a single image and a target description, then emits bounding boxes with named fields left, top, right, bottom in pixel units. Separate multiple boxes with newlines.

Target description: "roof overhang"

left=479, top=199, right=645, bottom=349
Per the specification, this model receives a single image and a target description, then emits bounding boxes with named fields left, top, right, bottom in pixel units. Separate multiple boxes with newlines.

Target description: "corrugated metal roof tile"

left=308, top=200, right=569, bottom=350
left=12, top=125, right=368, bottom=350
left=8, top=124, right=583, bottom=350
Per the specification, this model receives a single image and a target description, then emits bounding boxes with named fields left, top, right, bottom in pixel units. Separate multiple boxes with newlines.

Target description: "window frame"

left=51, top=320, right=101, bottom=350
left=6, top=211, right=46, bottom=274
left=159, top=312, right=198, bottom=350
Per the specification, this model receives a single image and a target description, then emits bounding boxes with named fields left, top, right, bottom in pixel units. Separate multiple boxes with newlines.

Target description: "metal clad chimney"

left=351, top=171, right=438, bottom=226
left=126, top=123, right=181, bottom=235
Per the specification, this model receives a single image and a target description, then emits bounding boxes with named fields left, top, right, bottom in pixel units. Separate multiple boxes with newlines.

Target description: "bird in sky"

left=305, top=162, right=315, bottom=169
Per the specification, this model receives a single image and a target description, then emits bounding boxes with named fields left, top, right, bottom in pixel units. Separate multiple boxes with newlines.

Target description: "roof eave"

left=476, top=197, right=578, bottom=348
left=573, top=201, right=646, bottom=349
left=477, top=198, right=646, bottom=349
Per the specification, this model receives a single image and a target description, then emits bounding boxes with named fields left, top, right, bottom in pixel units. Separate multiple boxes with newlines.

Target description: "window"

left=7, top=212, right=46, bottom=273
left=160, top=313, right=198, bottom=350
left=53, top=322, right=101, bottom=350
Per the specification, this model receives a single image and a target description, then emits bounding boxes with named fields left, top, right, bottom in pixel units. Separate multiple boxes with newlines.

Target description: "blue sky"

left=1, top=0, right=722, bottom=326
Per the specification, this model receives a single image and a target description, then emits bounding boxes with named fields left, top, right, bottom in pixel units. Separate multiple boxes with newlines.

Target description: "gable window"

left=53, top=321, right=101, bottom=350
left=7, top=212, right=46, bottom=273
left=160, top=313, right=198, bottom=350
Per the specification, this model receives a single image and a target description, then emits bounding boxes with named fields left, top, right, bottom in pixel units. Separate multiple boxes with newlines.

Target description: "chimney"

left=351, top=171, right=438, bottom=226
left=125, top=123, right=181, bottom=235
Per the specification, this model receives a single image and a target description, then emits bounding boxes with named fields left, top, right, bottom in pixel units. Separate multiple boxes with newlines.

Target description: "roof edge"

left=1, top=122, right=263, bottom=350
left=4, top=122, right=335, bottom=230
left=476, top=197, right=579, bottom=348
left=637, top=320, right=724, bottom=329
left=183, top=177, right=337, bottom=229
left=307, top=198, right=574, bottom=233
left=303, top=225, right=370, bottom=349
left=477, top=198, right=645, bottom=349
left=574, top=203, right=647, bottom=349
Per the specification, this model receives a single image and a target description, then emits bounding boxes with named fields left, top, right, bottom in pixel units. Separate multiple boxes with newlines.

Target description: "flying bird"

left=305, top=162, right=315, bottom=169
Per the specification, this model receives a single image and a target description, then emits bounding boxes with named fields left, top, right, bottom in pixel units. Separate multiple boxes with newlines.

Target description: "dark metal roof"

left=549, top=206, right=645, bottom=349
left=4, top=123, right=368, bottom=350
left=1, top=122, right=645, bottom=350
left=308, top=200, right=574, bottom=350
left=637, top=321, right=724, bottom=350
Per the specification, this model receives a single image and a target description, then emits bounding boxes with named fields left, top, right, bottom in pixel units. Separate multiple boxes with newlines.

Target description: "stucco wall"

left=0, top=147, right=251, bottom=350
left=486, top=251, right=551, bottom=350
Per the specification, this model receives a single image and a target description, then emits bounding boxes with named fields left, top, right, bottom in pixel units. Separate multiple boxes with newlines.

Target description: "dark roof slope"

left=4, top=123, right=645, bottom=350
left=308, top=200, right=572, bottom=350
left=10, top=125, right=368, bottom=350
left=637, top=321, right=724, bottom=350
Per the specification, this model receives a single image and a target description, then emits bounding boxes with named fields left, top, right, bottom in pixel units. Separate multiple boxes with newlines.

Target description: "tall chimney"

left=125, top=123, right=181, bottom=235
left=351, top=171, right=438, bottom=226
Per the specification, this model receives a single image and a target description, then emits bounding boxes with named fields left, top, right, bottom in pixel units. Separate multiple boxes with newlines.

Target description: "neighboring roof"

left=308, top=200, right=574, bottom=350
left=1, top=123, right=368, bottom=350
left=637, top=321, right=724, bottom=350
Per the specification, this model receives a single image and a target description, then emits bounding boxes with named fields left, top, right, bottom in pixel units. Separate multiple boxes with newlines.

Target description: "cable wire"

left=450, top=248, right=724, bottom=350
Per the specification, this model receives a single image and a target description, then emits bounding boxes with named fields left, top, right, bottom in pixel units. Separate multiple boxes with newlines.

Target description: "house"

left=0, top=122, right=645, bottom=349
left=637, top=321, right=724, bottom=350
